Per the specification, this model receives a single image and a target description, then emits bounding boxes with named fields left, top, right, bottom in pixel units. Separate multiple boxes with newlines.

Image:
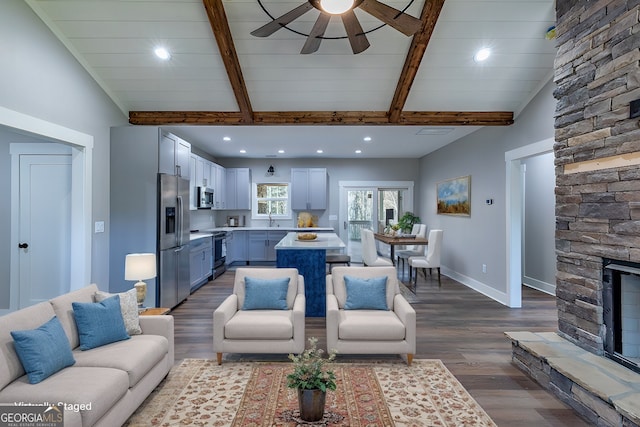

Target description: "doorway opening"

left=338, top=181, right=414, bottom=263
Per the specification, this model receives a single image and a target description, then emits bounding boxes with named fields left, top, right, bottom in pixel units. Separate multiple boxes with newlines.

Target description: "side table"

left=139, top=307, right=171, bottom=315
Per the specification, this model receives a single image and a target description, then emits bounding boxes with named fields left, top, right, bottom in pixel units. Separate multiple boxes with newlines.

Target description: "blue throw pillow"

left=242, top=276, right=290, bottom=310
left=10, top=316, right=76, bottom=384
left=344, top=275, right=389, bottom=310
left=72, top=295, right=130, bottom=350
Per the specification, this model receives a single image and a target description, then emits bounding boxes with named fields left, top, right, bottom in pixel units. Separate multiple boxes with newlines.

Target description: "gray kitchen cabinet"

left=189, top=154, right=197, bottom=210
left=190, top=237, right=212, bottom=291
left=213, top=163, right=226, bottom=209
left=248, top=231, right=268, bottom=261
left=226, top=230, right=247, bottom=264
left=291, top=168, right=327, bottom=210
left=225, top=168, right=251, bottom=210
left=159, top=131, right=190, bottom=178
left=267, top=230, right=287, bottom=261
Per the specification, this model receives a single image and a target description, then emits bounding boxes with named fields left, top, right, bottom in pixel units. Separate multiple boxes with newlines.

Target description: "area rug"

left=125, top=359, right=496, bottom=427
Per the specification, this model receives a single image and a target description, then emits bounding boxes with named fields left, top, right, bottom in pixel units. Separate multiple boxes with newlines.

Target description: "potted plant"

left=397, top=212, right=421, bottom=234
left=286, top=337, right=337, bottom=422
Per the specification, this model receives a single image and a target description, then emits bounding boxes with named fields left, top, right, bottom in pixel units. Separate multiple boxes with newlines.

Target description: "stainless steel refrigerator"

left=158, top=173, right=191, bottom=308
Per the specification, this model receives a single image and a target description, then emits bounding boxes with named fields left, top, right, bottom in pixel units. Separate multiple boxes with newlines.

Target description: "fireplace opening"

left=603, top=258, right=640, bottom=374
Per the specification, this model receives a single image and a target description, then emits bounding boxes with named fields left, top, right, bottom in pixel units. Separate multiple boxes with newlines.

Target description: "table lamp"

left=125, top=253, right=156, bottom=307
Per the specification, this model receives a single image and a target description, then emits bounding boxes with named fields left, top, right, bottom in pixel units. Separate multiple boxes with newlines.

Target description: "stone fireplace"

left=602, top=259, right=640, bottom=373
left=506, top=0, right=640, bottom=425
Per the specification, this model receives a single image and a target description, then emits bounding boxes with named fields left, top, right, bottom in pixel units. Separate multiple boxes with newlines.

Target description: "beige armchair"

left=213, top=268, right=305, bottom=364
left=326, top=266, right=416, bottom=365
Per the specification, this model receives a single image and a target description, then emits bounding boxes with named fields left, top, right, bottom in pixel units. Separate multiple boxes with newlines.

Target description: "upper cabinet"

left=213, top=163, right=226, bottom=209
left=226, top=168, right=251, bottom=210
left=291, top=168, right=327, bottom=210
left=159, top=132, right=190, bottom=178
left=189, top=153, right=227, bottom=210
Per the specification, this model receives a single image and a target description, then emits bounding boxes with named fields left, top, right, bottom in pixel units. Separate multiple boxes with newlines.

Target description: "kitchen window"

left=253, top=183, right=292, bottom=219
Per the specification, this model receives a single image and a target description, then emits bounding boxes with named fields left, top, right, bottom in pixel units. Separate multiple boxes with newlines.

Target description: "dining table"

left=374, top=232, right=429, bottom=265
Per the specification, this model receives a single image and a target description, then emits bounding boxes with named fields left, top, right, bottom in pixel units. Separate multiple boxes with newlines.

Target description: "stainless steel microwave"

left=197, top=186, right=214, bottom=208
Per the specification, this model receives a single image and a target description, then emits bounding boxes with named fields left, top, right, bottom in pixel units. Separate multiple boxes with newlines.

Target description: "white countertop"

left=198, top=227, right=334, bottom=233
left=275, top=232, right=346, bottom=250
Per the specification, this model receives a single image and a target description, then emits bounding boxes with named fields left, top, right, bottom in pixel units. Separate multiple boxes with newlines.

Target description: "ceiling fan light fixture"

left=320, top=0, right=354, bottom=15
left=154, top=47, right=171, bottom=60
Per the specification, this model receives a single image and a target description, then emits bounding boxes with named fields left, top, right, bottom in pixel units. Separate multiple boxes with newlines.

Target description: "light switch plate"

left=94, top=221, right=105, bottom=233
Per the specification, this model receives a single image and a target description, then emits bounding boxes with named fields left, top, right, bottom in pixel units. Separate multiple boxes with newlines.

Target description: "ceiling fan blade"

left=301, top=12, right=331, bottom=54
left=359, top=0, right=422, bottom=36
left=251, top=2, right=314, bottom=37
left=341, top=10, right=370, bottom=54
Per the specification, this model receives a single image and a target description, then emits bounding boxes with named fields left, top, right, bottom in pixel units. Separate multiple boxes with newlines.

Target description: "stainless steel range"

left=212, top=231, right=227, bottom=278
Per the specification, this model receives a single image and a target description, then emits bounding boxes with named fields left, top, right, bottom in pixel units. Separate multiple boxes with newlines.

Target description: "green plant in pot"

left=397, top=212, right=421, bottom=234
left=287, top=337, right=337, bottom=422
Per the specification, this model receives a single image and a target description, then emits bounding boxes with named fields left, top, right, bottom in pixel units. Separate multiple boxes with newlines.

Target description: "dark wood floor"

left=170, top=266, right=591, bottom=426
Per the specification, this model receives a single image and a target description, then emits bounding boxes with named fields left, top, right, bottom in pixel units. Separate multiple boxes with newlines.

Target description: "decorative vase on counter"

left=297, top=388, right=326, bottom=422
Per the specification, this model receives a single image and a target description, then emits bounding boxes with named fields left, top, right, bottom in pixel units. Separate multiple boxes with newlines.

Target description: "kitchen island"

left=275, top=232, right=346, bottom=317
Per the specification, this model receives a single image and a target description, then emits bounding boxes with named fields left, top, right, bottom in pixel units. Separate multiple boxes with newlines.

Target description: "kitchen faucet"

left=269, top=212, right=275, bottom=227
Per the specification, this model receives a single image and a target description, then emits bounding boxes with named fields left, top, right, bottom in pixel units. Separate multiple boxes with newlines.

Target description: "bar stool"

left=326, top=254, right=351, bottom=272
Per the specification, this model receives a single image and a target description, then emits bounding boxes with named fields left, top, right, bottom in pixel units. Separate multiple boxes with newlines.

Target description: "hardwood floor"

left=170, top=266, right=591, bottom=426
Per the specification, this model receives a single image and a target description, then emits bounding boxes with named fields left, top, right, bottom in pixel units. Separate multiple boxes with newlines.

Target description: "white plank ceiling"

left=25, top=0, right=556, bottom=158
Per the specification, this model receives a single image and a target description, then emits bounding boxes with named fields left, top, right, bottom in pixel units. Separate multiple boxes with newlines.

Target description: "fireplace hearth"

left=603, top=259, right=640, bottom=374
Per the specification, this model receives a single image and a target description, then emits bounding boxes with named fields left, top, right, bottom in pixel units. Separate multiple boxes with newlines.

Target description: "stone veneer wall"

left=554, top=0, right=640, bottom=355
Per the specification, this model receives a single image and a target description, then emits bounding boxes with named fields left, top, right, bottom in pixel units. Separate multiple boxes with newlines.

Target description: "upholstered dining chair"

left=408, top=229, right=443, bottom=284
left=326, top=266, right=416, bottom=365
left=396, top=223, right=427, bottom=270
left=361, top=228, right=393, bottom=267
left=213, top=268, right=305, bottom=364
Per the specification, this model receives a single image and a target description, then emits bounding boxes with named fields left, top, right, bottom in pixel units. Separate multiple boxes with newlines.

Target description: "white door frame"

left=505, top=138, right=554, bottom=308
left=2, top=106, right=93, bottom=312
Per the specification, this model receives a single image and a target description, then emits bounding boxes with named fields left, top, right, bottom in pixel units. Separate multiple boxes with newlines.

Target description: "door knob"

left=18, top=243, right=29, bottom=249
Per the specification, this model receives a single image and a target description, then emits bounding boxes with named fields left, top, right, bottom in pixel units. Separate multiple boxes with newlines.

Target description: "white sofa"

left=326, top=266, right=416, bottom=364
left=0, top=284, right=174, bottom=427
left=213, top=268, right=305, bottom=364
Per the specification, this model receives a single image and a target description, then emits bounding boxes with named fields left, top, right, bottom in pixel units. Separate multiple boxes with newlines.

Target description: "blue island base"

left=276, top=249, right=326, bottom=317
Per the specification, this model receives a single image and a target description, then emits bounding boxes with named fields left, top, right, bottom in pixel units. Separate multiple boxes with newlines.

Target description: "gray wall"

left=0, top=0, right=126, bottom=305
left=417, top=80, right=556, bottom=301
left=217, top=157, right=421, bottom=230
left=523, top=152, right=556, bottom=293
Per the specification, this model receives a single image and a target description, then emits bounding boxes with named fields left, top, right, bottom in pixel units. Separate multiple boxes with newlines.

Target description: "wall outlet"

left=482, top=264, right=487, bottom=273
left=94, top=221, right=105, bottom=233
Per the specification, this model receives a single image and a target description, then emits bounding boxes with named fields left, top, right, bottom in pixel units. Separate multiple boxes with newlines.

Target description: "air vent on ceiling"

left=416, top=128, right=454, bottom=136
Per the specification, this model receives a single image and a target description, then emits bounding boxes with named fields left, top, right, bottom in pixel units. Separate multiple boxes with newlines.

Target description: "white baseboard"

left=441, top=266, right=510, bottom=306
left=523, top=275, right=556, bottom=295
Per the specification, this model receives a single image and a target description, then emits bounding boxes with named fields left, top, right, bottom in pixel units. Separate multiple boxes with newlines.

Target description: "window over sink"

left=253, top=183, right=292, bottom=220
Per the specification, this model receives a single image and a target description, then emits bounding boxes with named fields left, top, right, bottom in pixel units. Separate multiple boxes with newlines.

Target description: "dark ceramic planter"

left=297, top=388, right=326, bottom=422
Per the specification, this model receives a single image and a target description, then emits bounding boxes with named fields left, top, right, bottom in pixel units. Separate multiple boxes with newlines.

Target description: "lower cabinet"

left=246, top=230, right=288, bottom=262
left=227, top=231, right=247, bottom=265
left=190, top=237, right=212, bottom=291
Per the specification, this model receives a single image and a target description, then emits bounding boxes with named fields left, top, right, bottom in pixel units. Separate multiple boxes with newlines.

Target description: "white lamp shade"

left=125, top=253, right=157, bottom=281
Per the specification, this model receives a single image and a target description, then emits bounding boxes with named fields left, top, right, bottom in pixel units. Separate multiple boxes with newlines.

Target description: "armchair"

left=326, top=266, right=416, bottom=365
left=213, top=268, right=305, bottom=364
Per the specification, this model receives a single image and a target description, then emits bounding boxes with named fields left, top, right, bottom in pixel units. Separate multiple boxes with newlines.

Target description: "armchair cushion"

left=344, top=275, right=388, bottom=310
left=225, top=311, right=294, bottom=340
left=331, top=267, right=398, bottom=310
left=242, top=277, right=290, bottom=310
left=338, top=311, right=406, bottom=341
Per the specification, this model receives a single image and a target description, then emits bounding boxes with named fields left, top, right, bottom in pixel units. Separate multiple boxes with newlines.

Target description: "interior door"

left=18, top=154, right=72, bottom=307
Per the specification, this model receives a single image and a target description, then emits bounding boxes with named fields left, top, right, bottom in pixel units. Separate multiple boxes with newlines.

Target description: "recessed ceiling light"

left=239, top=149, right=246, bottom=154
left=474, top=47, right=491, bottom=62
left=154, top=47, right=171, bottom=60
left=316, top=149, right=323, bottom=154
left=278, top=149, right=285, bottom=154
left=363, top=136, right=372, bottom=142
left=355, top=150, right=362, bottom=154
left=223, top=136, right=231, bottom=142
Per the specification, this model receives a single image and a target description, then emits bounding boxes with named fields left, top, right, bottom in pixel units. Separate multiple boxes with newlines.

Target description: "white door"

left=18, top=154, right=72, bottom=307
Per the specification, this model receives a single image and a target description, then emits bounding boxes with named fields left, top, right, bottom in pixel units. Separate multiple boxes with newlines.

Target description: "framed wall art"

left=437, top=175, right=471, bottom=216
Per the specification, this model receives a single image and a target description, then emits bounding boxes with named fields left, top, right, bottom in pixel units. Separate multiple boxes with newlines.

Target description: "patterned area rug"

left=125, top=359, right=496, bottom=426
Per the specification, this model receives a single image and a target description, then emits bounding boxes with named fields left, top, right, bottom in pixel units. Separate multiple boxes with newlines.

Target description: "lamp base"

left=134, top=281, right=147, bottom=307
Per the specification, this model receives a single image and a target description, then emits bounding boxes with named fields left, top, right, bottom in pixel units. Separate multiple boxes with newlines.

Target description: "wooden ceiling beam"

left=388, top=0, right=446, bottom=123
left=202, top=0, right=254, bottom=123
left=129, top=110, right=513, bottom=126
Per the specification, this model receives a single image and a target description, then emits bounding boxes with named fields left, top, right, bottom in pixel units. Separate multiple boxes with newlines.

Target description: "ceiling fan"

left=251, top=0, right=423, bottom=54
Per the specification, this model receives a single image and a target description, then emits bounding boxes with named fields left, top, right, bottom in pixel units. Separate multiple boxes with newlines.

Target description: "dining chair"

left=396, top=223, right=427, bottom=270
left=361, top=229, right=393, bottom=267
left=408, top=229, right=443, bottom=284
